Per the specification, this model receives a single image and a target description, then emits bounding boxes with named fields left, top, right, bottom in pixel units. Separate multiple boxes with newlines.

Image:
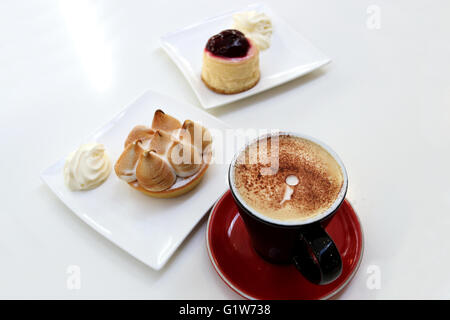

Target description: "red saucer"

left=206, top=190, right=363, bottom=300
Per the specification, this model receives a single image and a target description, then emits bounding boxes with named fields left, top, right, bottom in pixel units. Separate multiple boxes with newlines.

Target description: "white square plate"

left=160, top=3, right=331, bottom=109
left=41, top=90, right=230, bottom=270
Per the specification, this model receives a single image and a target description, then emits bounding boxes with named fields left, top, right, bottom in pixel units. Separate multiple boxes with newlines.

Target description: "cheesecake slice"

left=201, top=29, right=260, bottom=94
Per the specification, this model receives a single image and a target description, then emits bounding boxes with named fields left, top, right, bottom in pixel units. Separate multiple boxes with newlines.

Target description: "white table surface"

left=1, top=0, right=450, bottom=299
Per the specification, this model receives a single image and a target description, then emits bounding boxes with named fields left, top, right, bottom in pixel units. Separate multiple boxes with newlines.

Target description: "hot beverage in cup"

left=233, top=134, right=344, bottom=222
left=229, top=132, right=348, bottom=285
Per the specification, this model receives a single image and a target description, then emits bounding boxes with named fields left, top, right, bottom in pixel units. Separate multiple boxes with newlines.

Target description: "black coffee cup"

left=228, top=132, right=348, bottom=285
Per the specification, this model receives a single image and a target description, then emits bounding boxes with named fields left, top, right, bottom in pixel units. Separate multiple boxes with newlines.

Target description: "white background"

left=1, top=0, right=450, bottom=299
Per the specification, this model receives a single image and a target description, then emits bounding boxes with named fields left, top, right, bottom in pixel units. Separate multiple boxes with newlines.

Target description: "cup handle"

left=292, top=223, right=343, bottom=285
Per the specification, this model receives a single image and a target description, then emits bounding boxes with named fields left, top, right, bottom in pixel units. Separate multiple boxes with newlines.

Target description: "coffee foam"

left=233, top=135, right=344, bottom=222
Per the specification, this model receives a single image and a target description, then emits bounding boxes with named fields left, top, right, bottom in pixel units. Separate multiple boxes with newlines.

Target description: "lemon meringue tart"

left=201, top=29, right=260, bottom=94
left=114, top=110, right=212, bottom=198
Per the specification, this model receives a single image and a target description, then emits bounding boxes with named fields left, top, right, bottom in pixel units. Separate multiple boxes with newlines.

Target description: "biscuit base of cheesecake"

left=201, top=73, right=260, bottom=95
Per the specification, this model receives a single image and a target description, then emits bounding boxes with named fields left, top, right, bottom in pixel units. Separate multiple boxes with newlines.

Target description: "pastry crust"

left=128, top=161, right=210, bottom=198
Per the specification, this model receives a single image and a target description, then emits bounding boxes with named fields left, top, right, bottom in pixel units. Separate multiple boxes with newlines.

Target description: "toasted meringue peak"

left=115, top=109, right=213, bottom=193
left=114, top=141, right=143, bottom=182
left=180, top=120, right=212, bottom=153
left=168, top=140, right=203, bottom=178
left=149, top=130, right=174, bottom=155
left=136, top=150, right=176, bottom=191
left=124, top=126, right=155, bottom=147
left=151, top=109, right=182, bottom=133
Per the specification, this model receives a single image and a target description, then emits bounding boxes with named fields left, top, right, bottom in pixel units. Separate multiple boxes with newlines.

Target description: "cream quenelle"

left=232, top=11, right=273, bottom=50
left=64, top=142, right=112, bottom=191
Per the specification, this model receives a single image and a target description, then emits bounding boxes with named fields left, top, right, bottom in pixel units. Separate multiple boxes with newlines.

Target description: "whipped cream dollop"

left=64, top=142, right=112, bottom=191
left=232, top=11, right=273, bottom=50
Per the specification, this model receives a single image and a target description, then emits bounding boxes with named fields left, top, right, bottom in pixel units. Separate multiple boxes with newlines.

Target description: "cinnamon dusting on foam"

left=233, top=135, right=344, bottom=221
